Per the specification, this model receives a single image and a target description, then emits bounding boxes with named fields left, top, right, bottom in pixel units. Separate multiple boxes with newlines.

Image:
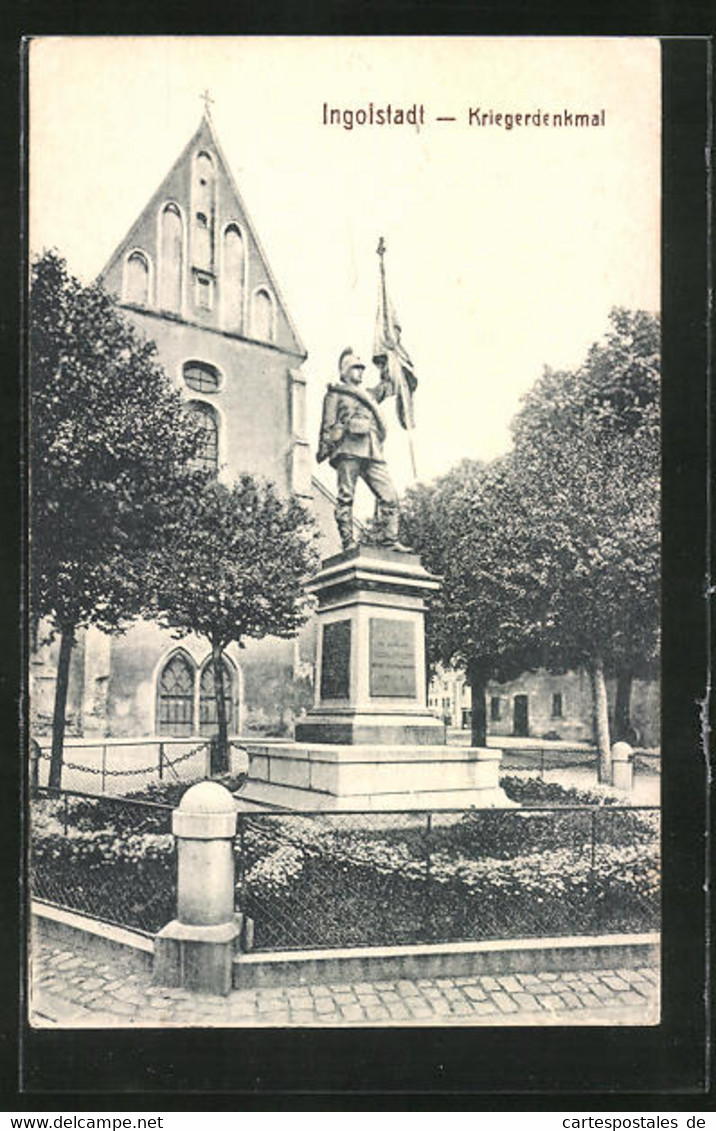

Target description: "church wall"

left=119, top=309, right=298, bottom=493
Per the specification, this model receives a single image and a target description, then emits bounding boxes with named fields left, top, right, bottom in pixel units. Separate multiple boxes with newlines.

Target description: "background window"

left=490, top=696, right=502, bottom=721
left=252, top=287, right=274, bottom=342
left=223, top=224, right=244, bottom=332
left=188, top=401, right=219, bottom=472
left=184, top=361, right=220, bottom=394
left=159, top=204, right=183, bottom=312
left=124, top=250, right=149, bottom=306
left=552, top=692, right=563, bottom=718
left=157, top=653, right=195, bottom=736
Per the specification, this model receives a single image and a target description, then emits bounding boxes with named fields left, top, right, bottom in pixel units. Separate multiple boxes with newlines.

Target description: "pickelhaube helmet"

left=339, top=348, right=366, bottom=377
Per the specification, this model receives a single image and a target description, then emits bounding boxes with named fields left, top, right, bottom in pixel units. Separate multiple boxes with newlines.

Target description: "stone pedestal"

left=295, top=545, right=446, bottom=746
left=238, top=546, right=510, bottom=810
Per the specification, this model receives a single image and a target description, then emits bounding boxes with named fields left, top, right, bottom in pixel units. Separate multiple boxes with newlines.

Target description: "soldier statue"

left=317, top=347, right=410, bottom=552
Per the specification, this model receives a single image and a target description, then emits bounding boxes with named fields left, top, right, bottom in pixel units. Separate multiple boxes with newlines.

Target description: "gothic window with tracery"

left=157, top=652, right=195, bottom=736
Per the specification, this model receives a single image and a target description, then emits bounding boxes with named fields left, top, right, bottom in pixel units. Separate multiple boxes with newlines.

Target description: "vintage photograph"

left=27, top=36, right=661, bottom=1029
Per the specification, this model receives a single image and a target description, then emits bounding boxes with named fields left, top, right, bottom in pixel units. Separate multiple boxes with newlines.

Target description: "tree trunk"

left=468, top=665, right=488, bottom=747
left=49, top=625, right=74, bottom=792
left=614, top=667, right=633, bottom=742
left=589, top=655, right=612, bottom=784
left=210, top=640, right=229, bottom=776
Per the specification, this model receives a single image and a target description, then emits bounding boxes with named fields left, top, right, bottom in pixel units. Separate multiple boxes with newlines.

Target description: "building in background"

left=30, top=110, right=347, bottom=740
left=428, top=667, right=660, bottom=749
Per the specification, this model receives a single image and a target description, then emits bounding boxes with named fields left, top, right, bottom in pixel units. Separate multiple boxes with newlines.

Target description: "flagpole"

left=376, top=238, right=418, bottom=481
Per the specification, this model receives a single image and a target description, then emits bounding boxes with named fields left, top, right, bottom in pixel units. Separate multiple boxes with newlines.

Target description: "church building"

left=31, top=109, right=343, bottom=740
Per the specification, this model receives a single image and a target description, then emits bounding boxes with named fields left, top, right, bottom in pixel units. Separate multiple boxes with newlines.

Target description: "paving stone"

left=576, top=991, right=605, bottom=1009
left=356, top=993, right=381, bottom=1007
left=590, top=983, right=617, bottom=1002
left=512, top=993, right=542, bottom=1011
left=453, top=976, right=477, bottom=985
left=365, top=1004, right=390, bottom=1021
left=497, top=975, right=522, bottom=993
left=619, top=990, right=655, bottom=1007
left=578, top=971, right=600, bottom=983
left=637, top=967, right=659, bottom=983
left=109, top=999, right=137, bottom=1016
left=340, top=1004, right=366, bottom=1021
left=480, top=976, right=501, bottom=991
left=257, top=997, right=286, bottom=1012
left=81, top=978, right=105, bottom=992
left=406, top=1001, right=435, bottom=1018
left=379, top=991, right=401, bottom=1005
left=490, top=992, right=519, bottom=1014
left=600, top=974, right=630, bottom=992
left=372, top=981, right=395, bottom=991
left=353, top=982, right=376, bottom=993
left=464, top=985, right=487, bottom=1002
left=386, top=1002, right=410, bottom=1020
left=557, top=991, right=582, bottom=1010
left=435, top=978, right=455, bottom=988
left=423, top=987, right=446, bottom=1000
left=536, top=971, right=558, bottom=982
left=313, top=997, right=335, bottom=1014
left=560, top=972, right=582, bottom=983
left=473, top=1000, right=498, bottom=1015
left=289, top=1007, right=317, bottom=1024
left=416, top=978, right=435, bottom=987
left=333, top=991, right=357, bottom=1004
left=397, top=981, right=421, bottom=998
left=443, top=988, right=466, bottom=1002
left=535, top=994, right=563, bottom=1011
left=256, top=1010, right=291, bottom=1025
left=448, top=1000, right=473, bottom=1015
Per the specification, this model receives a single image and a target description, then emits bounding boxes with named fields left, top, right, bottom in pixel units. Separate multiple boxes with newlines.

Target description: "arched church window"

left=194, top=152, right=215, bottom=214
left=124, top=250, right=150, bottom=306
left=183, top=361, right=221, bottom=394
left=199, top=659, right=236, bottom=736
left=223, top=224, right=244, bottom=332
left=252, top=287, right=275, bottom=342
left=159, top=203, right=183, bottom=312
left=188, top=400, right=219, bottom=473
left=157, top=652, right=195, bottom=736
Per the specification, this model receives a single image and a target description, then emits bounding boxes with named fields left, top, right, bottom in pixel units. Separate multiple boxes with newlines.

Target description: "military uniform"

left=317, top=352, right=399, bottom=549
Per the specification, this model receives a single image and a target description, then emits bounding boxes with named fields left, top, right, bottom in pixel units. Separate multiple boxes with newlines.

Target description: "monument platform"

left=238, top=739, right=506, bottom=811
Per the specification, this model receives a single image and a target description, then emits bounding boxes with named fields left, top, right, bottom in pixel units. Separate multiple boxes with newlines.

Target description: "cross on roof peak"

left=200, top=89, right=215, bottom=116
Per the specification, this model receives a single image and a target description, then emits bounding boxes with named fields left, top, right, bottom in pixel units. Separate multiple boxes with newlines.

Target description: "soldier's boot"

left=336, top=508, right=358, bottom=551
left=378, top=503, right=412, bottom=553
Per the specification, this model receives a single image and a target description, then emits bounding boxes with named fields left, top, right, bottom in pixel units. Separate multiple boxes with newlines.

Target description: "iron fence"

left=30, top=787, right=175, bottom=934
left=235, top=804, right=660, bottom=952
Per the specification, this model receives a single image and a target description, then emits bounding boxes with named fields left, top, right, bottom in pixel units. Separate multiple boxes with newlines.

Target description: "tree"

left=30, top=251, right=202, bottom=789
left=149, top=474, right=319, bottom=773
left=401, top=457, right=548, bottom=746
left=510, top=308, right=660, bottom=778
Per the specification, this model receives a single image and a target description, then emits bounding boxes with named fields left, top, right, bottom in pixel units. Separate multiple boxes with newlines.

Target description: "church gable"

left=100, top=113, right=305, bottom=358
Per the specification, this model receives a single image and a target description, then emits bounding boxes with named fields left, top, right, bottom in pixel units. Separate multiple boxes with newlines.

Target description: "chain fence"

left=30, top=787, right=176, bottom=934
left=235, top=805, right=660, bottom=952
left=30, top=738, right=216, bottom=795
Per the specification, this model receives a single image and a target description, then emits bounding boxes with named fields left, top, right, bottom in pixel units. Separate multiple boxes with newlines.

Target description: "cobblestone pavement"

left=30, top=938, right=659, bottom=1028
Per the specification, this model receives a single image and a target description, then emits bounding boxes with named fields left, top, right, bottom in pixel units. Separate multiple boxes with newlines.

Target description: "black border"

left=3, top=19, right=712, bottom=1109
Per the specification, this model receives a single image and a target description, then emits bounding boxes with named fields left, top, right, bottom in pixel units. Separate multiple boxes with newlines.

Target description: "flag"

left=373, top=285, right=418, bottom=431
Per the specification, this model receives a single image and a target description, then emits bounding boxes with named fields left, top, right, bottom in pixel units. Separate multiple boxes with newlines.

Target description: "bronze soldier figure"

left=317, top=348, right=410, bottom=552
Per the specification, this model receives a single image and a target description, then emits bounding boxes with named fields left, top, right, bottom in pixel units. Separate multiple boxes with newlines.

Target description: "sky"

left=29, top=36, right=661, bottom=498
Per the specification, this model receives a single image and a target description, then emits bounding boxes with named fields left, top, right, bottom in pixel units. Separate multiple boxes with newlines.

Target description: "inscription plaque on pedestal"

left=320, top=619, right=351, bottom=700
left=369, top=618, right=417, bottom=698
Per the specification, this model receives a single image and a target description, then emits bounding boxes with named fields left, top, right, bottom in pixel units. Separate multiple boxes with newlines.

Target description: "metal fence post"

left=62, top=794, right=69, bottom=836
left=423, top=811, right=433, bottom=943
left=101, top=744, right=107, bottom=794
left=540, top=748, right=546, bottom=779
left=590, top=808, right=598, bottom=934
left=159, top=743, right=164, bottom=781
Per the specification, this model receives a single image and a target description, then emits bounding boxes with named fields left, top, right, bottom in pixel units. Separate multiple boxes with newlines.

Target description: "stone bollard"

left=611, top=741, right=634, bottom=792
left=153, top=781, right=240, bottom=996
